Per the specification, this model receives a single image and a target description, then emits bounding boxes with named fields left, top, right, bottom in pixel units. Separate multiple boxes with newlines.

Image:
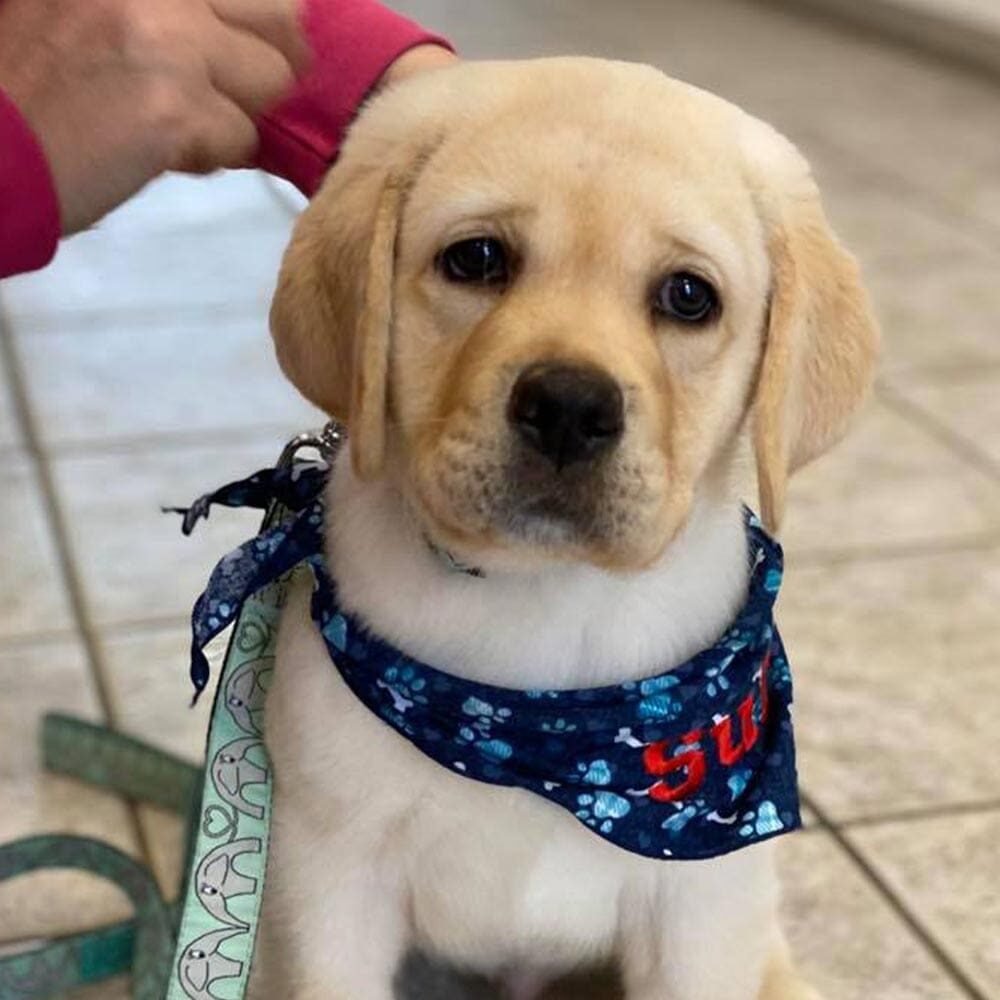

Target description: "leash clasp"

left=276, top=419, right=346, bottom=470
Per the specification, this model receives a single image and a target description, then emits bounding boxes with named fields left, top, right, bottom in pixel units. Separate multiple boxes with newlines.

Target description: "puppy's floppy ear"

left=270, top=164, right=408, bottom=480
left=743, top=123, right=880, bottom=533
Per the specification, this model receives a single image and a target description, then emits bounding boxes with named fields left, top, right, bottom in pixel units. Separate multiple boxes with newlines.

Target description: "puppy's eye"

left=438, top=237, right=509, bottom=285
left=653, top=273, right=719, bottom=324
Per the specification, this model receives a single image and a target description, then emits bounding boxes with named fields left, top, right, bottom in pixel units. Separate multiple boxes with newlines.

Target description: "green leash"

left=0, top=428, right=337, bottom=1000
left=0, top=834, right=176, bottom=1000
left=165, top=592, right=280, bottom=1000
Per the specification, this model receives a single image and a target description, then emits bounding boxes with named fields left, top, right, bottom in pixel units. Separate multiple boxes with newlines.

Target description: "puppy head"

left=271, top=58, right=878, bottom=572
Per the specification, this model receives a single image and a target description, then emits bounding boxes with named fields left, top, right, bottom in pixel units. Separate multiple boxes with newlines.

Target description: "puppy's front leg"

left=250, top=784, right=409, bottom=1000
left=252, top=808, right=408, bottom=1000
left=759, top=937, right=824, bottom=1000
left=620, top=848, right=778, bottom=1000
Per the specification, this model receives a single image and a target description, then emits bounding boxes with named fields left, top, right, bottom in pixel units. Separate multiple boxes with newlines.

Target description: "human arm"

left=0, top=0, right=308, bottom=278
left=256, top=0, right=455, bottom=196
left=0, top=0, right=453, bottom=279
left=0, top=88, right=61, bottom=278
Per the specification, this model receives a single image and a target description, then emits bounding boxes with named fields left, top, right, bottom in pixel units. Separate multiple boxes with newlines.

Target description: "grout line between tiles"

left=791, top=120, right=1000, bottom=257
left=0, top=299, right=154, bottom=868
left=876, top=382, right=1000, bottom=484
left=786, top=530, right=1000, bottom=568
left=757, top=0, right=1000, bottom=92
left=41, top=423, right=320, bottom=460
left=836, top=799, right=1000, bottom=830
left=0, top=612, right=193, bottom=656
left=800, top=789, right=988, bottom=999
left=7, top=298, right=272, bottom=337
left=882, top=360, right=1000, bottom=383
left=261, top=174, right=304, bottom=218
left=92, top=613, right=193, bottom=637
left=0, top=627, right=81, bottom=652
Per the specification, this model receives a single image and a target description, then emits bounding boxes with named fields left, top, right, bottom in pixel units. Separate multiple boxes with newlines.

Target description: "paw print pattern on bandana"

left=637, top=675, right=682, bottom=721
left=322, top=613, right=348, bottom=652
left=738, top=800, right=784, bottom=839
left=184, top=463, right=802, bottom=862
left=704, top=657, right=733, bottom=698
left=377, top=662, right=429, bottom=718
left=459, top=695, right=514, bottom=761
left=541, top=716, right=578, bottom=734
left=578, top=759, right=613, bottom=786
left=576, top=791, right=632, bottom=834
left=727, top=767, right=752, bottom=801
left=660, top=798, right=708, bottom=836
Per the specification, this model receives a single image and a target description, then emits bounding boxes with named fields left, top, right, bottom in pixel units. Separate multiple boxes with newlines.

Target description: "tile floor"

left=1, top=1, right=999, bottom=997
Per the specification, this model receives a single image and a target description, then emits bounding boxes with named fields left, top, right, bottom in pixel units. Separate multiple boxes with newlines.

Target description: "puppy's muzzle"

left=507, top=362, right=624, bottom=469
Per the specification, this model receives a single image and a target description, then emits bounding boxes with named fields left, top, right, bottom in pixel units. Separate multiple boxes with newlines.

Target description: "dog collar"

left=423, top=534, right=484, bottom=577
left=180, top=463, right=801, bottom=861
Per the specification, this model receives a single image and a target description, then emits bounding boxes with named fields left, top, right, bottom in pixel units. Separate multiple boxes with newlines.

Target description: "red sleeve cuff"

left=0, top=89, right=61, bottom=279
left=256, top=0, right=452, bottom=196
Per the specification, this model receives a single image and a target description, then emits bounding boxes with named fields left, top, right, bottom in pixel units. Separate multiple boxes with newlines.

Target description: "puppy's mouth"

left=409, top=436, right=667, bottom=570
left=407, top=361, right=672, bottom=569
left=496, top=452, right=610, bottom=540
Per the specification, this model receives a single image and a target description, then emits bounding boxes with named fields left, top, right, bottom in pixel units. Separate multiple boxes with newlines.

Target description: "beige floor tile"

left=101, top=624, right=226, bottom=895
left=884, top=368, right=1000, bottom=469
left=848, top=811, right=1000, bottom=998
left=63, top=976, right=132, bottom=999
left=803, top=104, right=1000, bottom=240
left=810, top=156, right=988, bottom=270
left=0, top=638, right=140, bottom=942
left=94, top=171, right=292, bottom=238
left=690, top=10, right=1000, bottom=233
left=136, top=804, right=189, bottom=903
left=0, top=348, right=20, bottom=453
left=866, top=251, right=1000, bottom=375
left=1, top=189, right=293, bottom=329
left=779, top=544, right=1000, bottom=820
left=403, top=0, right=1000, bottom=233
left=0, top=453, right=73, bottom=640
left=781, top=398, right=1000, bottom=558
left=777, top=831, right=964, bottom=1000
left=0, top=966, right=132, bottom=1000
left=799, top=803, right=819, bottom=828
left=16, top=315, right=321, bottom=449
left=51, top=440, right=289, bottom=628
left=390, top=0, right=625, bottom=59
left=103, top=626, right=219, bottom=763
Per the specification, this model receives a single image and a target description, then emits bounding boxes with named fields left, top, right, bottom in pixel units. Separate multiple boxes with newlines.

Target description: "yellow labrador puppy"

left=252, top=58, right=878, bottom=1000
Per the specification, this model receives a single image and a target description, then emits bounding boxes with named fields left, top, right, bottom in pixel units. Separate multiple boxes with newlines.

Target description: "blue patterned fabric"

left=178, top=463, right=801, bottom=861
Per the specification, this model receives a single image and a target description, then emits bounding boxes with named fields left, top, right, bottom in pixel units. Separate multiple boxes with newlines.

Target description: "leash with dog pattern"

left=0, top=427, right=340, bottom=1000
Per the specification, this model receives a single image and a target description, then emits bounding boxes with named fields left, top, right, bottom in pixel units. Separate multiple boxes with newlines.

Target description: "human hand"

left=378, top=43, right=458, bottom=89
left=0, top=0, right=308, bottom=234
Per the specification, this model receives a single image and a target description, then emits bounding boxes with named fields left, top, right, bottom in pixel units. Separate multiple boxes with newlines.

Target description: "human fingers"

left=207, top=0, right=309, bottom=74
left=206, top=19, right=296, bottom=116
left=171, top=90, right=259, bottom=174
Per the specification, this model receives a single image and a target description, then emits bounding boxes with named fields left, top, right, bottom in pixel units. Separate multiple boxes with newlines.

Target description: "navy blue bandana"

left=177, top=462, right=801, bottom=861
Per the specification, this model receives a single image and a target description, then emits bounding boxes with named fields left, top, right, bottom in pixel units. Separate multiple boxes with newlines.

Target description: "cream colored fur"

left=250, top=57, right=877, bottom=999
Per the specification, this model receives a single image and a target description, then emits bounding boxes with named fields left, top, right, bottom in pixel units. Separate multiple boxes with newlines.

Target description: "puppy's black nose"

left=508, top=363, right=624, bottom=468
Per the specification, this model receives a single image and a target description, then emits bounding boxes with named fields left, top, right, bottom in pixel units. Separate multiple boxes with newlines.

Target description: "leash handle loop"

left=0, top=836, right=174, bottom=1000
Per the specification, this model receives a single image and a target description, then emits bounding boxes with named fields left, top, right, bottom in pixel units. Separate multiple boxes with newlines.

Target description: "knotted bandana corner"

left=176, top=462, right=801, bottom=861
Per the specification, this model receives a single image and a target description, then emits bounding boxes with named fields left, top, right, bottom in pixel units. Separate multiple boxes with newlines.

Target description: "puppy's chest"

left=404, top=776, right=629, bottom=964
left=269, top=588, right=637, bottom=962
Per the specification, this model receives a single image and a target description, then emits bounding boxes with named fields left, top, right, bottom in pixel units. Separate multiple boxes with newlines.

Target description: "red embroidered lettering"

left=759, top=648, right=772, bottom=724
left=711, top=696, right=759, bottom=766
left=643, top=733, right=706, bottom=802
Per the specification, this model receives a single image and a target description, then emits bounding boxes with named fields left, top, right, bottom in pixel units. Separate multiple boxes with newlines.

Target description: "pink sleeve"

left=0, top=88, right=60, bottom=280
left=256, top=0, right=452, bottom=196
